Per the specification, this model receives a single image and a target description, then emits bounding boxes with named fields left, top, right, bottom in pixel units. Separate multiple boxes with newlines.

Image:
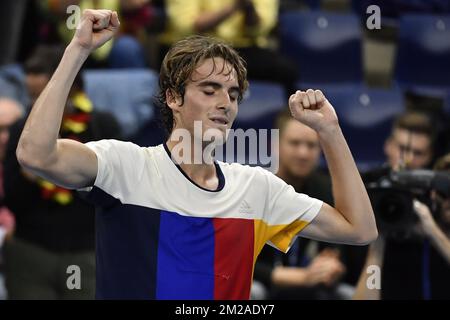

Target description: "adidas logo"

left=239, top=200, right=254, bottom=214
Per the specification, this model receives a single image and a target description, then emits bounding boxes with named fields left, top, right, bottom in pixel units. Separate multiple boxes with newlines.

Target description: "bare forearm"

left=319, top=126, right=377, bottom=240
left=17, top=43, right=89, bottom=167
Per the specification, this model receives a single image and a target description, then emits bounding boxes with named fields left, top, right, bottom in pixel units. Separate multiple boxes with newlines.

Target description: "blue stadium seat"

left=324, top=86, right=405, bottom=170
left=304, top=0, right=321, bottom=10
left=279, top=11, right=363, bottom=87
left=83, top=69, right=159, bottom=138
left=234, top=81, right=285, bottom=129
left=351, top=0, right=400, bottom=27
left=394, top=14, right=450, bottom=97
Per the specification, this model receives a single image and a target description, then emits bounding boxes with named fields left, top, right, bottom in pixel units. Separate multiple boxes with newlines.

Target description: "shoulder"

left=85, top=140, right=165, bottom=165
left=85, top=139, right=142, bottom=154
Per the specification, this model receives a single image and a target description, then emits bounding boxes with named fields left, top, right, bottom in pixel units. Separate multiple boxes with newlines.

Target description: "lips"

left=209, top=115, right=229, bottom=126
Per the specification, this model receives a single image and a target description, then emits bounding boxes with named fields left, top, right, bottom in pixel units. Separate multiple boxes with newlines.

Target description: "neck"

left=166, top=136, right=217, bottom=186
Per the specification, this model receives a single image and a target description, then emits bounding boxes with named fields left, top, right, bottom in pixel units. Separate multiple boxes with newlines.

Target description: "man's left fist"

left=288, top=89, right=339, bottom=133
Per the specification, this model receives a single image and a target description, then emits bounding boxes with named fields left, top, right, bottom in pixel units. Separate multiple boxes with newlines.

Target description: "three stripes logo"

left=239, top=200, right=254, bottom=214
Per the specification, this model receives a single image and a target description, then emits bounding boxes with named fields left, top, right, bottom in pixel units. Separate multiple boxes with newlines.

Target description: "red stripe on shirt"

left=213, top=218, right=254, bottom=299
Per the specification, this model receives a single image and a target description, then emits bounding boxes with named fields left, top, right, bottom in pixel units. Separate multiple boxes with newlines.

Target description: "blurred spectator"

left=43, top=0, right=154, bottom=68
left=343, top=112, right=437, bottom=287
left=253, top=108, right=350, bottom=300
left=384, top=112, right=435, bottom=170
left=353, top=112, right=450, bottom=299
left=354, top=153, right=450, bottom=300
left=0, top=98, right=23, bottom=245
left=24, top=45, right=64, bottom=106
left=2, top=46, right=121, bottom=299
left=0, top=98, right=23, bottom=301
left=160, top=0, right=299, bottom=96
left=0, top=1, right=27, bottom=65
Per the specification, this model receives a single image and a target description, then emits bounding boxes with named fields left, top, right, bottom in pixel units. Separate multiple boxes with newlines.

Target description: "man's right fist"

left=72, top=9, right=120, bottom=52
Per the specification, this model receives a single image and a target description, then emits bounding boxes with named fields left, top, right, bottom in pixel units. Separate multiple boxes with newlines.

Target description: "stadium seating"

left=324, top=85, right=405, bottom=170
left=220, top=81, right=285, bottom=170
left=83, top=69, right=159, bottom=138
left=279, top=10, right=363, bottom=87
left=394, top=14, right=450, bottom=97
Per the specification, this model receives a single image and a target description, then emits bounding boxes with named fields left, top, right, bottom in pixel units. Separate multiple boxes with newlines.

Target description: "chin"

left=289, top=168, right=311, bottom=179
left=204, top=126, right=228, bottom=145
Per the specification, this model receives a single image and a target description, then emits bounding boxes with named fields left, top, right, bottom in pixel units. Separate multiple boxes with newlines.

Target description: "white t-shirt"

left=83, top=139, right=323, bottom=299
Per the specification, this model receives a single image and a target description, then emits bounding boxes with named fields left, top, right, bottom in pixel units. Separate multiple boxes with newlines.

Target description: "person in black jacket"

left=2, top=45, right=121, bottom=299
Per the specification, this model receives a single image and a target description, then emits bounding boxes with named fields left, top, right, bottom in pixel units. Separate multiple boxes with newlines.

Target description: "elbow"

left=352, top=228, right=379, bottom=246
left=16, top=143, right=34, bottom=169
left=16, top=143, right=47, bottom=171
left=16, top=143, right=28, bottom=166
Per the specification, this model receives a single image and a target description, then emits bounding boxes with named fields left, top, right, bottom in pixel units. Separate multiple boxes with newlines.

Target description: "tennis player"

left=16, top=9, right=377, bottom=299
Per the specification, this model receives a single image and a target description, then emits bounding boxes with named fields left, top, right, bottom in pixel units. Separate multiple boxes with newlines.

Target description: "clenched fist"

left=289, top=89, right=339, bottom=133
left=72, top=9, right=120, bottom=52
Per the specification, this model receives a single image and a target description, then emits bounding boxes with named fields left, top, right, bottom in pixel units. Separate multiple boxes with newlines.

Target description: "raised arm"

left=16, top=9, right=120, bottom=189
left=414, top=200, right=450, bottom=265
left=290, top=89, right=378, bottom=245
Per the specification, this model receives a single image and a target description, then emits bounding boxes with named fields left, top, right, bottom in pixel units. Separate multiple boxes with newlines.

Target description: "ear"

left=166, top=89, right=183, bottom=112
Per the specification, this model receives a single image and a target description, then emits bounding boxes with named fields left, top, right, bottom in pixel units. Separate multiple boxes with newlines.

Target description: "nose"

left=216, top=90, right=232, bottom=110
left=296, top=144, right=309, bottom=158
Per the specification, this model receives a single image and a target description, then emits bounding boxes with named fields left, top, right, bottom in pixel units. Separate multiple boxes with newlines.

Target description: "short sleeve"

left=261, top=169, right=323, bottom=253
left=80, top=139, right=146, bottom=202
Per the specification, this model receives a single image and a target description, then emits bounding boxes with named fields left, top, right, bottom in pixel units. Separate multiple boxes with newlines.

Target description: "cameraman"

left=354, top=113, right=450, bottom=299
left=344, top=112, right=435, bottom=288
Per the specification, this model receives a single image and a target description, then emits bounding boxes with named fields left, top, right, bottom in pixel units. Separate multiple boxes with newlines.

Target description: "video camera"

left=366, top=169, right=450, bottom=239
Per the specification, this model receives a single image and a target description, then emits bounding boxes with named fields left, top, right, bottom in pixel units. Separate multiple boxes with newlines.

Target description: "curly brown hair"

left=157, top=35, right=249, bottom=134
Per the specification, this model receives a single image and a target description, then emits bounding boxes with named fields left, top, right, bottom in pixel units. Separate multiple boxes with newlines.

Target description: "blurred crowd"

left=0, top=0, right=449, bottom=300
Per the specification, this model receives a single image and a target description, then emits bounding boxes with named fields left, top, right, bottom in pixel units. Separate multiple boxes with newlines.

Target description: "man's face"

left=168, top=57, right=240, bottom=144
left=26, top=73, right=50, bottom=104
left=0, top=99, right=23, bottom=160
left=278, top=119, right=321, bottom=178
left=385, top=128, right=433, bottom=170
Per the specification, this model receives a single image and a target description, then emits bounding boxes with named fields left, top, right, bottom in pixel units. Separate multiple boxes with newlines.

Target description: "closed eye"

left=229, top=93, right=238, bottom=101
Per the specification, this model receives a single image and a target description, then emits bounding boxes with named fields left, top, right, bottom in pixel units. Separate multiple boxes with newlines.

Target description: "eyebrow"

left=197, top=81, right=240, bottom=94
